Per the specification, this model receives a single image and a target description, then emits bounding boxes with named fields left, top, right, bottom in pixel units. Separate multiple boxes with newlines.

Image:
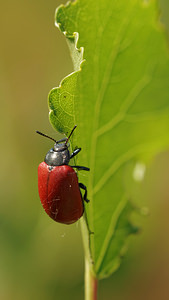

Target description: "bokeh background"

left=0, top=0, right=169, bottom=299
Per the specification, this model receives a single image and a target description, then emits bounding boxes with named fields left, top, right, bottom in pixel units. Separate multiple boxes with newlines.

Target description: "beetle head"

left=36, top=126, right=77, bottom=166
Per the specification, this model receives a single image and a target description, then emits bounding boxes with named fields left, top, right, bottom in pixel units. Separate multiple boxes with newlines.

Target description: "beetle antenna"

left=65, top=125, right=77, bottom=145
left=36, top=130, right=57, bottom=143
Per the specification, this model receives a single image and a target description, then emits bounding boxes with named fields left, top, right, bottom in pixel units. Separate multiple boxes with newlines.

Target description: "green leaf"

left=49, top=71, right=79, bottom=133
left=49, top=0, right=169, bottom=279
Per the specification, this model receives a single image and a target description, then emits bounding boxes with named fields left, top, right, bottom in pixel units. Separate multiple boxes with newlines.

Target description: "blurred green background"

left=0, top=0, right=169, bottom=299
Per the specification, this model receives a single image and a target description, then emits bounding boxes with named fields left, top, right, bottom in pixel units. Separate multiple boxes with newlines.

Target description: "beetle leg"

left=70, top=165, right=90, bottom=171
left=79, top=183, right=94, bottom=235
left=70, top=147, right=81, bottom=159
left=79, top=183, right=89, bottom=203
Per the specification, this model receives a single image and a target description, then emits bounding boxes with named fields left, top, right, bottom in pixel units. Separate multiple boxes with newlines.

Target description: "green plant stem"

left=85, top=257, right=98, bottom=300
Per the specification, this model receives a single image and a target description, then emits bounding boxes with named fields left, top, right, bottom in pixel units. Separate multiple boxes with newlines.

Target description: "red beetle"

left=36, top=126, right=89, bottom=224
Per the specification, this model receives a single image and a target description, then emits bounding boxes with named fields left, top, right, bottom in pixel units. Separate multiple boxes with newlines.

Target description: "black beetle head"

left=36, top=126, right=77, bottom=167
left=45, top=143, right=70, bottom=166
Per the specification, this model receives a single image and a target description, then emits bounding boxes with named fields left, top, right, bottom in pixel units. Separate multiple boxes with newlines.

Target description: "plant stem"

left=85, top=257, right=98, bottom=300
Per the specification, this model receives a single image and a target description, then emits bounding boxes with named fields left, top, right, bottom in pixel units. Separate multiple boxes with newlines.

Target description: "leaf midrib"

left=88, top=4, right=136, bottom=262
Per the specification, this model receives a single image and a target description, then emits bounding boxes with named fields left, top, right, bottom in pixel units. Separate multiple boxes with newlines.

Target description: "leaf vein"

left=96, top=72, right=152, bottom=137
left=93, top=140, right=160, bottom=195
left=95, top=194, right=128, bottom=273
